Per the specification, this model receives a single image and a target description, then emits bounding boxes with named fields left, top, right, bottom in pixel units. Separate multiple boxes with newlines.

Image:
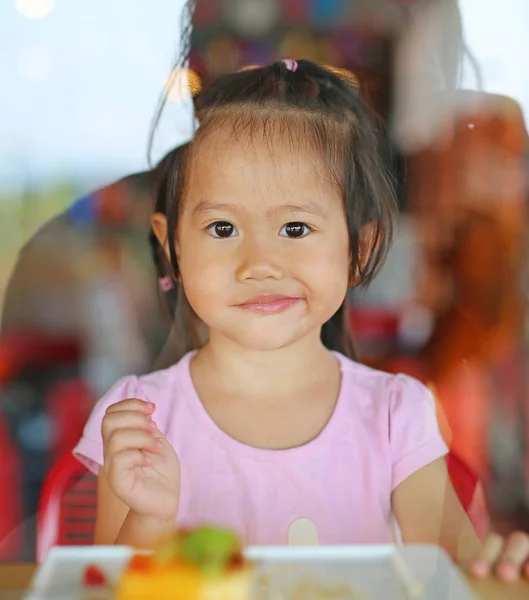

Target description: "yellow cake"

left=115, top=527, right=252, bottom=600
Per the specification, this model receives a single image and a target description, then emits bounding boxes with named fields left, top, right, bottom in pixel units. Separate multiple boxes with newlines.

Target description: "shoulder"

left=336, top=351, right=393, bottom=383
left=15, top=212, right=71, bottom=257
left=335, top=353, right=447, bottom=488
left=455, top=90, right=525, bottom=119
left=87, top=353, right=193, bottom=434
left=336, top=352, right=429, bottom=399
left=117, top=353, right=192, bottom=411
left=335, top=352, right=437, bottom=423
left=73, top=353, right=193, bottom=473
left=1, top=211, right=76, bottom=332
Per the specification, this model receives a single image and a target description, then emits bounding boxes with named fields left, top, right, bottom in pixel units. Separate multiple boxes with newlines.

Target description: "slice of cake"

left=115, top=527, right=252, bottom=600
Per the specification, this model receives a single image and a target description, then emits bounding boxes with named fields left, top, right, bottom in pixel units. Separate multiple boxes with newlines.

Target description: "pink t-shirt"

left=73, top=351, right=448, bottom=546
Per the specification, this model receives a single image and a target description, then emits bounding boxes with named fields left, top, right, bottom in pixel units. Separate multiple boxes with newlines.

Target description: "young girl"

left=74, top=60, right=529, bottom=581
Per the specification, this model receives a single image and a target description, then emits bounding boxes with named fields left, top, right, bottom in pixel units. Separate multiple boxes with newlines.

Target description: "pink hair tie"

left=158, top=275, right=174, bottom=292
left=282, top=59, right=298, bottom=72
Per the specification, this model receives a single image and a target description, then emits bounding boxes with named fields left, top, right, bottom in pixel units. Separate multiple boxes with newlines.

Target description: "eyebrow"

left=269, top=203, right=328, bottom=219
left=192, top=201, right=241, bottom=216
left=192, top=200, right=328, bottom=219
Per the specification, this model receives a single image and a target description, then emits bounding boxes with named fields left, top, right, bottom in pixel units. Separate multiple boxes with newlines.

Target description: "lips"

left=235, top=294, right=302, bottom=314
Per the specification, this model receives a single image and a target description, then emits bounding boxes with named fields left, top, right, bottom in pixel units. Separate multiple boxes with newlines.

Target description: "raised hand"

left=102, top=398, right=181, bottom=522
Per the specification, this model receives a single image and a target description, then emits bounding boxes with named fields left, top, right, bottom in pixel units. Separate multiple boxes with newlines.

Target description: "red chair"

left=46, top=379, right=93, bottom=463
left=0, top=333, right=82, bottom=385
left=348, top=307, right=400, bottom=359
left=447, top=451, right=489, bottom=539
left=0, top=411, right=22, bottom=560
left=37, top=452, right=97, bottom=563
left=0, top=333, right=90, bottom=560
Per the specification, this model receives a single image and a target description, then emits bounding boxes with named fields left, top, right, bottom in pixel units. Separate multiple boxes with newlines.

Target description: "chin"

left=216, top=319, right=309, bottom=352
left=228, top=332, right=300, bottom=352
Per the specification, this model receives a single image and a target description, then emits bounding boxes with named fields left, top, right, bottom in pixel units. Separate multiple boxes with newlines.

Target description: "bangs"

left=182, top=107, right=352, bottom=204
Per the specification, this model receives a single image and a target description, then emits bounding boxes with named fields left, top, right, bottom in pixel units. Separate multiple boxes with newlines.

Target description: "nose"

left=235, top=236, right=285, bottom=282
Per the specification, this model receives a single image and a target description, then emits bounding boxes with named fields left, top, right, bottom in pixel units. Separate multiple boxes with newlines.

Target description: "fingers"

left=107, top=449, right=152, bottom=471
left=495, top=532, right=529, bottom=582
left=468, top=532, right=529, bottom=582
left=102, top=409, right=155, bottom=443
left=102, top=399, right=158, bottom=444
left=104, top=398, right=155, bottom=415
left=102, top=399, right=168, bottom=471
left=468, top=533, right=504, bottom=578
left=105, top=429, right=163, bottom=460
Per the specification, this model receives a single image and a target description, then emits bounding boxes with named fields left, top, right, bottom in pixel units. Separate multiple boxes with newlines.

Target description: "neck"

left=193, top=329, right=335, bottom=397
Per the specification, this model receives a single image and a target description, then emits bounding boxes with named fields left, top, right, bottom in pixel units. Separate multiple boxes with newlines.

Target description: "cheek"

left=177, top=231, right=228, bottom=297
left=299, top=232, right=350, bottom=296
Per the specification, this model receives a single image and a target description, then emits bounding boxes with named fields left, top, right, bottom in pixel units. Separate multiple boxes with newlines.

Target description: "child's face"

left=176, top=130, right=350, bottom=351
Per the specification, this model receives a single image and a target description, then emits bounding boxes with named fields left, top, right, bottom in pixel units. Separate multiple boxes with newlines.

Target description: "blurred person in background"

left=0, top=2, right=197, bottom=562
left=421, top=212, right=524, bottom=486
left=391, top=0, right=529, bottom=531
left=0, top=146, right=197, bottom=561
left=1, top=155, right=189, bottom=383
left=338, top=0, right=529, bottom=533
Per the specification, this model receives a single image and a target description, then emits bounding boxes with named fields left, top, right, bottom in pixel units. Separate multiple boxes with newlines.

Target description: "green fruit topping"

left=153, top=527, right=241, bottom=575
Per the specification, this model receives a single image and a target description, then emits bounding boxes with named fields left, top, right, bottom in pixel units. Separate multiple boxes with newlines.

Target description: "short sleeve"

left=73, top=375, right=144, bottom=474
left=389, top=374, right=449, bottom=490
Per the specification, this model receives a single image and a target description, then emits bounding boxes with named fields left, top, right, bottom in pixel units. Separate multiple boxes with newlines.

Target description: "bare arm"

left=94, top=468, right=176, bottom=548
left=114, top=512, right=175, bottom=548
left=392, top=457, right=482, bottom=564
left=93, top=469, right=129, bottom=545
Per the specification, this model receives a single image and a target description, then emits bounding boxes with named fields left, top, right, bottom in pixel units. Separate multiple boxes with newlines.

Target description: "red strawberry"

left=83, top=564, right=107, bottom=587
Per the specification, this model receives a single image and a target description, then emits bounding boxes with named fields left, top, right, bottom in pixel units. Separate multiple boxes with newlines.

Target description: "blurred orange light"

left=239, top=65, right=260, bottom=72
left=322, top=65, right=360, bottom=89
left=164, top=68, right=202, bottom=102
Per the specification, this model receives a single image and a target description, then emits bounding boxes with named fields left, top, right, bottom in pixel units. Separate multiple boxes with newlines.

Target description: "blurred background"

left=1, top=0, right=528, bottom=561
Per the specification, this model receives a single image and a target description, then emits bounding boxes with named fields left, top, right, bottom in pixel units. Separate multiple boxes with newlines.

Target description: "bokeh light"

left=323, top=65, right=360, bottom=89
left=206, top=37, right=240, bottom=75
left=224, top=0, right=279, bottom=37
left=14, top=0, right=55, bottom=20
left=164, top=68, right=202, bottom=103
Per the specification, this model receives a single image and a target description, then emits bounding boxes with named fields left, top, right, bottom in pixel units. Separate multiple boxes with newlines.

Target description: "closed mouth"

left=235, top=295, right=302, bottom=314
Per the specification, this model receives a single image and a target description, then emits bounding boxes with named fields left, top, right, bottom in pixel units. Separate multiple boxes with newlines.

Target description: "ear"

left=151, top=212, right=179, bottom=265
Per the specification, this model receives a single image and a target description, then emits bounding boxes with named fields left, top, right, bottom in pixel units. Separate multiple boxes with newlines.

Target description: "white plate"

left=27, top=546, right=132, bottom=600
left=26, top=544, right=477, bottom=599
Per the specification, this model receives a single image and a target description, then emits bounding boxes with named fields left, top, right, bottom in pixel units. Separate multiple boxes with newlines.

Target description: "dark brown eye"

left=207, top=221, right=238, bottom=238
left=279, top=222, right=311, bottom=238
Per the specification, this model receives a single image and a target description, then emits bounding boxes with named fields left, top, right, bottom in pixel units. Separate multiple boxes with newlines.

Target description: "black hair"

left=149, top=145, right=184, bottom=316
left=148, top=0, right=196, bottom=165
left=154, top=60, right=398, bottom=359
left=150, top=144, right=206, bottom=354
